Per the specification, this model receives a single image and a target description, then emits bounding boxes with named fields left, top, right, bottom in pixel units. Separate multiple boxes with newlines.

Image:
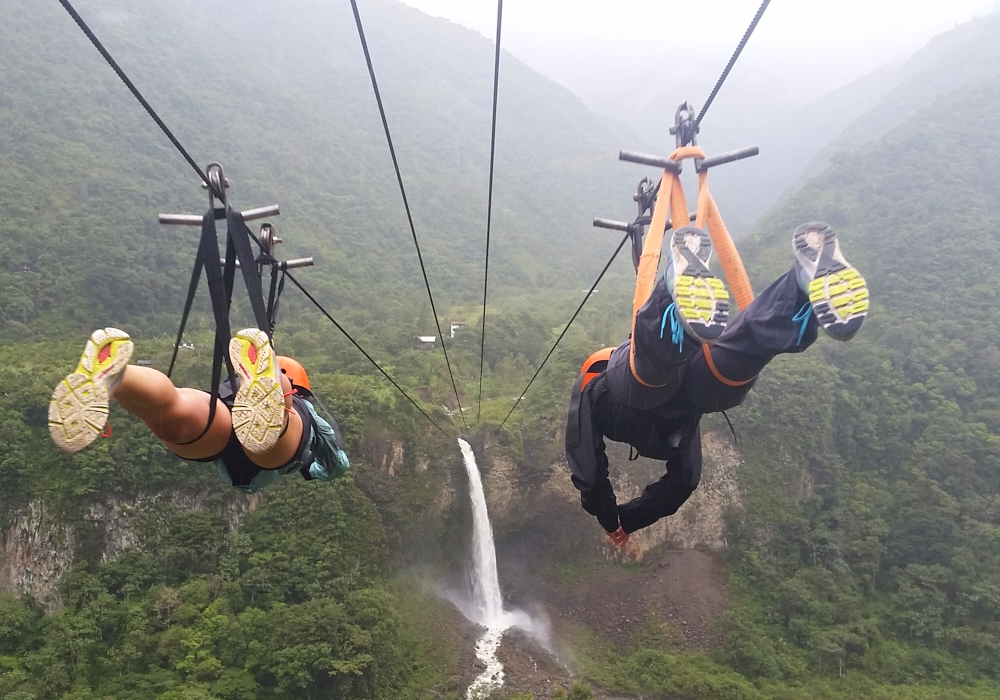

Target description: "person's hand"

left=608, top=526, right=629, bottom=548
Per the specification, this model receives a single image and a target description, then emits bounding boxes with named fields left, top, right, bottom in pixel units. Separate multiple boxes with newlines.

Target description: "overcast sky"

left=399, top=0, right=999, bottom=104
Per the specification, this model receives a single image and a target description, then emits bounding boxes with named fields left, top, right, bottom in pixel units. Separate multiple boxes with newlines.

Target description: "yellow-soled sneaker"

left=666, top=226, right=731, bottom=343
left=793, top=222, right=869, bottom=341
left=48, top=328, right=133, bottom=454
left=228, top=328, right=285, bottom=455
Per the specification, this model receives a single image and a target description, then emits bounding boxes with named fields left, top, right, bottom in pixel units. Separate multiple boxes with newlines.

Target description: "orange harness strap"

left=701, top=343, right=754, bottom=387
left=695, top=170, right=754, bottom=310
left=628, top=147, right=757, bottom=388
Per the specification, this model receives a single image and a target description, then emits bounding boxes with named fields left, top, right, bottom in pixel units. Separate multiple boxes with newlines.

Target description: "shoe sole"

left=229, top=328, right=285, bottom=455
left=670, top=226, right=730, bottom=342
left=48, top=328, right=133, bottom=454
left=794, top=225, right=868, bottom=341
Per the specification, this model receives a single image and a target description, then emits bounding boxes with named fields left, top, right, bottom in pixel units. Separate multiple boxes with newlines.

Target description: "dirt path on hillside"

left=546, top=549, right=728, bottom=653
left=448, top=547, right=727, bottom=699
left=504, top=547, right=729, bottom=653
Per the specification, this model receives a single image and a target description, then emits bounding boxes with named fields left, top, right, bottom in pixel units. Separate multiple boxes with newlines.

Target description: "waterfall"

left=458, top=438, right=510, bottom=699
left=460, top=438, right=504, bottom=624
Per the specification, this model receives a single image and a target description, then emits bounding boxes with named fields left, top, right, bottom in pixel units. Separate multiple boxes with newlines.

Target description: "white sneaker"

left=48, top=328, right=133, bottom=454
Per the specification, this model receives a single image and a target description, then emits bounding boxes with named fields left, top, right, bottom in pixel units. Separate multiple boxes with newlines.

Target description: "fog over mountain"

left=402, top=0, right=1000, bottom=232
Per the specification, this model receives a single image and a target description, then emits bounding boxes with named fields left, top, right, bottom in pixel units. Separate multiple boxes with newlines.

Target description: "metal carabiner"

left=203, top=162, right=229, bottom=209
left=669, top=102, right=699, bottom=147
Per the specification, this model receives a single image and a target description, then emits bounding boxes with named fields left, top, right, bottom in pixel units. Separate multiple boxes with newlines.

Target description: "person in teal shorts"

left=48, top=327, right=349, bottom=493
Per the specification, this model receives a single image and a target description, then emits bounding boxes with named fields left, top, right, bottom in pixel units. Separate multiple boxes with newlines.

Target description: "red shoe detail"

left=98, top=343, right=112, bottom=364
left=248, top=343, right=258, bottom=364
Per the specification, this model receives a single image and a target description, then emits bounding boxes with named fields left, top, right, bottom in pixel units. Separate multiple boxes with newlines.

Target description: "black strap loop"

left=170, top=206, right=272, bottom=446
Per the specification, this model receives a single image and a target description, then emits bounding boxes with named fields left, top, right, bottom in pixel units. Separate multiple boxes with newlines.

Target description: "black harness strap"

left=266, top=269, right=287, bottom=336
left=225, top=208, right=271, bottom=333
left=169, top=206, right=272, bottom=446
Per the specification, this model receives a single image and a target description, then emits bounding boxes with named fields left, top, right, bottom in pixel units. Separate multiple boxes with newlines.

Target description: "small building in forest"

left=413, top=335, right=437, bottom=349
left=450, top=321, right=466, bottom=338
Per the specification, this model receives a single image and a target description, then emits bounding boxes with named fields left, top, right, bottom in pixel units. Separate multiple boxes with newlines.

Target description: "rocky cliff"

left=0, top=427, right=743, bottom=613
left=0, top=492, right=258, bottom=612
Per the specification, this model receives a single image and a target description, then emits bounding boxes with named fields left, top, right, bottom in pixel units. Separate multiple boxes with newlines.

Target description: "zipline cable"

left=348, top=0, right=469, bottom=431
left=285, top=272, right=456, bottom=440
left=693, top=0, right=772, bottom=130
left=495, top=233, right=630, bottom=434
left=477, top=0, right=504, bottom=430
left=55, top=0, right=224, bottom=202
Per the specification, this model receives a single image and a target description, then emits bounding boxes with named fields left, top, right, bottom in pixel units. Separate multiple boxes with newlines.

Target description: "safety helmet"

left=580, top=347, right=615, bottom=390
left=277, top=355, right=311, bottom=394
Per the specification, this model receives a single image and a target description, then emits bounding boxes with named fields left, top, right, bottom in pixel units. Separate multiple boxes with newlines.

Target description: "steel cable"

left=476, top=0, right=504, bottom=429
left=348, top=0, right=469, bottom=430
left=55, top=0, right=224, bottom=201
left=694, top=0, right=772, bottom=130
left=286, top=273, right=456, bottom=440
left=495, top=233, right=630, bottom=434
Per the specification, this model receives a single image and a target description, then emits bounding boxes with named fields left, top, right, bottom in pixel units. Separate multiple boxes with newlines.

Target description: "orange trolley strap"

left=629, top=146, right=756, bottom=388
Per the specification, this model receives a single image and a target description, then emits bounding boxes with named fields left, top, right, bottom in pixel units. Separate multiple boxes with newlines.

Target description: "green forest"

left=6, top=0, right=1000, bottom=698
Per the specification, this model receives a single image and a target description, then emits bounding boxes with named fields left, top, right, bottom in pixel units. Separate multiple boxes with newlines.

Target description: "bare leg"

left=113, top=366, right=303, bottom=468
left=114, top=366, right=233, bottom=460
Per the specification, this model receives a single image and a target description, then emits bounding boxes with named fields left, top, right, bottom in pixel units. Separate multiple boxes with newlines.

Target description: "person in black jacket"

left=565, top=222, right=869, bottom=546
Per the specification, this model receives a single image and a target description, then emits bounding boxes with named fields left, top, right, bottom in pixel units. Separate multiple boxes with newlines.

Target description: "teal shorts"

left=214, top=398, right=350, bottom=493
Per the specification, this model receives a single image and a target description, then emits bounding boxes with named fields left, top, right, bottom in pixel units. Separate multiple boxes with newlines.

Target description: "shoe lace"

left=660, top=302, right=684, bottom=353
left=793, top=302, right=812, bottom=346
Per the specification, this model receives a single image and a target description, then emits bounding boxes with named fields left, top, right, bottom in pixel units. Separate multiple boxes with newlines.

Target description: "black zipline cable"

left=285, top=272, right=456, bottom=440
left=495, top=233, right=630, bottom=434
left=693, top=0, right=772, bottom=130
left=476, top=0, right=504, bottom=430
left=55, top=0, right=224, bottom=202
left=348, top=0, right=469, bottom=432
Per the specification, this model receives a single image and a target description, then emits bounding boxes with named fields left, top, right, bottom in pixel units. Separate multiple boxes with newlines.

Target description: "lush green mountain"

left=0, top=0, right=641, bottom=344
left=706, top=68, right=1000, bottom=694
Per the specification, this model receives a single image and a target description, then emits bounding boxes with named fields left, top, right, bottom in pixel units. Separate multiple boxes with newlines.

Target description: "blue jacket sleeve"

left=304, top=401, right=350, bottom=481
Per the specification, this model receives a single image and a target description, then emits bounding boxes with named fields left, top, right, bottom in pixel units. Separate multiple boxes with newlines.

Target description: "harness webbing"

left=701, top=343, right=753, bottom=388
left=629, top=146, right=756, bottom=388
left=167, top=206, right=272, bottom=444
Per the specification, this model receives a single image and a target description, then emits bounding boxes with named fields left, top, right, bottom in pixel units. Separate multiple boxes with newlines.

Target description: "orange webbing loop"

left=695, top=168, right=757, bottom=388
left=628, top=147, right=701, bottom=386
left=696, top=171, right=754, bottom=310
left=628, top=146, right=756, bottom=388
left=700, top=343, right=754, bottom=387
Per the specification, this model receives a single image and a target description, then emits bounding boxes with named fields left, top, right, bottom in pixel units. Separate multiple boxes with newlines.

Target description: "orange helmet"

left=277, top=355, right=311, bottom=394
left=580, top=347, right=615, bottom=390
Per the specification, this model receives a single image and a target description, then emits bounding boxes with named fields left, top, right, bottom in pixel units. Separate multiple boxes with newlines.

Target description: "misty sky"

left=400, top=0, right=999, bottom=106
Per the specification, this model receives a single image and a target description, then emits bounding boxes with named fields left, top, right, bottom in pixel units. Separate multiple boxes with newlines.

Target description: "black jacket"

left=565, top=372, right=703, bottom=534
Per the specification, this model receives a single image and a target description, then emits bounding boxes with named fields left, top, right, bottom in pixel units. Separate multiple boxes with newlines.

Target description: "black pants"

left=600, top=268, right=816, bottom=532
left=605, top=266, right=817, bottom=413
